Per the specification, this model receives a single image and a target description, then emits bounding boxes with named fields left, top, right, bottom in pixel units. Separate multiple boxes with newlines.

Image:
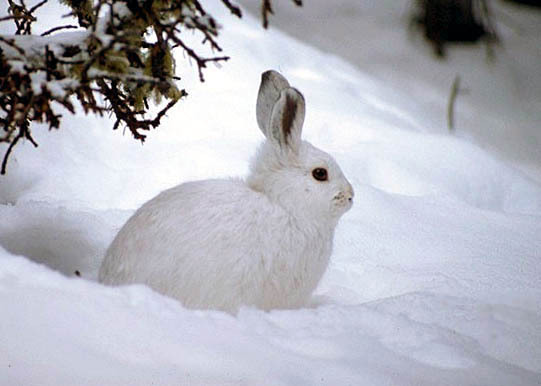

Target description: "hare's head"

left=247, top=70, right=354, bottom=224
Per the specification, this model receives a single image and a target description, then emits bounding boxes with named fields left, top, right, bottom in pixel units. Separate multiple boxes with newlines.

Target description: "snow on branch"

left=2, top=0, right=290, bottom=174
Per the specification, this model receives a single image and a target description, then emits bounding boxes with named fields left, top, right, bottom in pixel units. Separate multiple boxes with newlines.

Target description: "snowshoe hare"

left=99, top=70, right=354, bottom=313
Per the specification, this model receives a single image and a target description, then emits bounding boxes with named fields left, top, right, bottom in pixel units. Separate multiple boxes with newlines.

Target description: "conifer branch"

left=0, top=0, right=297, bottom=174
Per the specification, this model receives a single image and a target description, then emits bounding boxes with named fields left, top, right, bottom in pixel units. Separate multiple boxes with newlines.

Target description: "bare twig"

left=41, top=24, right=79, bottom=36
left=220, top=0, right=242, bottom=17
left=447, top=75, right=460, bottom=131
left=28, top=0, right=48, bottom=14
left=1, top=108, right=38, bottom=175
left=173, top=38, right=229, bottom=81
left=260, top=0, right=302, bottom=29
left=0, top=15, right=20, bottom=23
left=261, top=0, right=273, bottom=29
left=1, top=129, right=23, bottom=175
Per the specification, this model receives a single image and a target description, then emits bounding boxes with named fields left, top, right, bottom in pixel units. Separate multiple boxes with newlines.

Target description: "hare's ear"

left=256, top=70, right=290, bottom=137
left=268, top=87, right=305, bottom=154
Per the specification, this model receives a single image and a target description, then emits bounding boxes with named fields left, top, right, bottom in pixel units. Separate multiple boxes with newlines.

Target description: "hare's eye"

left=312, top=167, right=328, bottom=182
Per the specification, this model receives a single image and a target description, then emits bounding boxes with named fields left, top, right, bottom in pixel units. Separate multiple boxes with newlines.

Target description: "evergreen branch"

left=0, top=0, right=296, bottom=174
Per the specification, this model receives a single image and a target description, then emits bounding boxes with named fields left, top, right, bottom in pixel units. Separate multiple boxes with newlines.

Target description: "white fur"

left=99, top=70, right=354, bottom=313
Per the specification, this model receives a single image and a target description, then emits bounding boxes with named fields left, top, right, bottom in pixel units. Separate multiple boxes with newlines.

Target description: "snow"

left=1, top=1, right=541, bottom=385
left=239, top=0, right=541, bottom=183
left=0, top=31, right=90, bottom=58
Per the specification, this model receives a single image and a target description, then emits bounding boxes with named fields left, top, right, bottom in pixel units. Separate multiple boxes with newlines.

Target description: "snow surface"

left=239, top=0, right=541, bottom=183
left=1, top=1, right=541, bottom=385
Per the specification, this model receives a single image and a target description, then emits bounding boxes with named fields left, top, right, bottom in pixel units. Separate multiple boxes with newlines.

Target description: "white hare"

left=99, top=70, right=354, bottom=313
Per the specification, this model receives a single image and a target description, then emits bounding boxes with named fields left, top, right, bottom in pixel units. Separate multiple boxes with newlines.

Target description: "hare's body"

left=100, top=179, right=333, bottom=311
left=99, top=70, right=353, bottom=313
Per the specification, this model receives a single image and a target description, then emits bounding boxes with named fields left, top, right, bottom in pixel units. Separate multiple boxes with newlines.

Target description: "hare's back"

left=100, top=179, right=274, bottom=282
left=145, top=178, right=269, bottom=231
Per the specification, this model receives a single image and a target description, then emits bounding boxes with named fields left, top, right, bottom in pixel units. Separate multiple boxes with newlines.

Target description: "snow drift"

left=1, top=1, right=540, bottom=385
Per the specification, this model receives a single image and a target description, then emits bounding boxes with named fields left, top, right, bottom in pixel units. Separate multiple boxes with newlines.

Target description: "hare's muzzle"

left=334, top=183, right=354, bottom=212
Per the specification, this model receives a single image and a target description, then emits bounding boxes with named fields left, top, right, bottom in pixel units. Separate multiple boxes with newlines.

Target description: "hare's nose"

left=345, top=183, right=354, bottom=200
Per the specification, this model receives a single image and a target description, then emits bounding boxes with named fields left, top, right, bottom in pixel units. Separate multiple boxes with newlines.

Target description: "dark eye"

left=312, top=167, right=328, bottom=182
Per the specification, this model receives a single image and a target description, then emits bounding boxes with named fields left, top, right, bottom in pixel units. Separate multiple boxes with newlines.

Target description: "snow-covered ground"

left=240, top=0, right=541, bottom=183
left=1, top=1, right=541, bottom=385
